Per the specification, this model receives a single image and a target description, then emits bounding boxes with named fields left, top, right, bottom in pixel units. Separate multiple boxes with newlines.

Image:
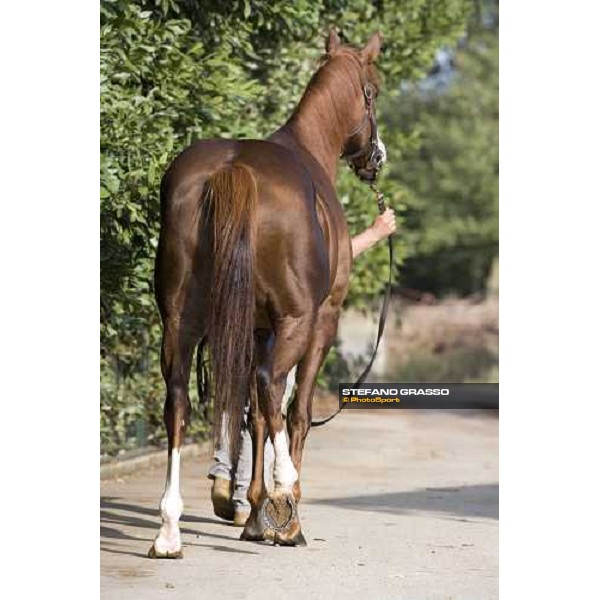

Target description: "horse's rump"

left=163, top=138, right=333, bottom=320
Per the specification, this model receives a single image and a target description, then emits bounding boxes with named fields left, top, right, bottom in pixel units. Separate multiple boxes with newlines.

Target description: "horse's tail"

left=201, top=163, right=257, bottom=460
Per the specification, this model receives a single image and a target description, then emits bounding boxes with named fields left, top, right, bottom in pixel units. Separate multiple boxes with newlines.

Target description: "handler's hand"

left=371, top=208, right=397, bottom=240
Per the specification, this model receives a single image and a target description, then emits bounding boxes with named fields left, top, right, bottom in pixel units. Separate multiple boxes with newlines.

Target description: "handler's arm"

left=351, top=208, right=397, bottom=259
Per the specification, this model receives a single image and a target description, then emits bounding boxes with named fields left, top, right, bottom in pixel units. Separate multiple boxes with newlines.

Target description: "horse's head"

left=326, top=30, right=386, bottom=184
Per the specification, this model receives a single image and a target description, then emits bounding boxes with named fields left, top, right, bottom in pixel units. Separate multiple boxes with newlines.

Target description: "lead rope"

left=283, top=183, right=395, bottom=427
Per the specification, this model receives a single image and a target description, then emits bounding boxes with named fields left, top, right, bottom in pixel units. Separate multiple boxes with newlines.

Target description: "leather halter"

left=342, top=83, right=385, bottom=175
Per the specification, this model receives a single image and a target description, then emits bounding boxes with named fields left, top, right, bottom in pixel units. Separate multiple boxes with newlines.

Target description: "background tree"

left=382, top=0, right=498, bottom=296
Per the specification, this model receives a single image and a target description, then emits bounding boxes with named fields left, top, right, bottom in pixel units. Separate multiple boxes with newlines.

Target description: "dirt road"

left=101, top=409, right=498, bottom=599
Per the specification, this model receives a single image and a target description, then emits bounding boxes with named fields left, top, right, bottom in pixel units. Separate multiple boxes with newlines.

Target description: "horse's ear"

left=362, top=31, right=383, bottom=62
left=326, top=29, right=341, bottom=54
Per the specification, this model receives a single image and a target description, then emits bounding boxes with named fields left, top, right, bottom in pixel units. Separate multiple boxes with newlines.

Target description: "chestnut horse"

left=149, top=30, right=386, bottom=557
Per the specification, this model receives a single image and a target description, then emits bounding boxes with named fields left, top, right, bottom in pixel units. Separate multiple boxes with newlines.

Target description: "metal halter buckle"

left=363, top=82, right=375, bottom=104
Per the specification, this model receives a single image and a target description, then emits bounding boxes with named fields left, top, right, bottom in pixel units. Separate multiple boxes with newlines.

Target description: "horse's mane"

left=288, top=46, right=379, bottom=139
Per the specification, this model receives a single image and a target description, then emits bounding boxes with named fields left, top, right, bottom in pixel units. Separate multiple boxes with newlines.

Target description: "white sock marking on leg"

left=160, top=449, right=183, bottom=520
left=272, top=430, right=297, bottom=492
left=154, top=448, right=183, bottom=553
left=264, top=437, right=275, bottom=489
left=282, top=366, right=297, bottom=409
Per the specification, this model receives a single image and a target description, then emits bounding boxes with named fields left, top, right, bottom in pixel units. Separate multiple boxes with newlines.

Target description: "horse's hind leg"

left=147, top=312, right=202, bottom=559
left=287, top=300, right=340, bottom=503
left=148, top=177, right=208, bottom=558
left=148, top=311, right=201, bottom=559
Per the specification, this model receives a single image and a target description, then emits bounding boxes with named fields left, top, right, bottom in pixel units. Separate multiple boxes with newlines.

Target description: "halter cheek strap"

left=342, top=83, right=385, bottom=173
left=346, top=84, right=374, bottom=139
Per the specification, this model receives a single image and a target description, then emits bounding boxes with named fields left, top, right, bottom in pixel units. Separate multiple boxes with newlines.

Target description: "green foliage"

left=382, top=2, right=499, bottom=295
left=100, top=0, right=475, bottom=455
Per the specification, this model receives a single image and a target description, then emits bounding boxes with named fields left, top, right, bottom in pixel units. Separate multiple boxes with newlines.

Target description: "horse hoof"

left=240, top=509, right=267, bottom=542
left=262, top=492, right=307, bottom=547
left=147, top=544, right=183, bottom=559
left=240, top=528, right=264, bottom=542
left=274, top=526, right=307, bottom=547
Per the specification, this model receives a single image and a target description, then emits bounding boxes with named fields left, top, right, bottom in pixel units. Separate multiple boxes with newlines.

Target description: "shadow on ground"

left=100, top=496, right=260, bottom=557
left=310, top=483, right=498, bottom=520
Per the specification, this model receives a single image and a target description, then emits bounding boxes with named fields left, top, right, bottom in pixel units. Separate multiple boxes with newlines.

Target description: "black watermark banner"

left=338, top=383, right=499, bottom=409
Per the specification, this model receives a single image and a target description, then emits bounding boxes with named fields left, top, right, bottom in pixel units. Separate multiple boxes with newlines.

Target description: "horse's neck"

left=272, top=101, right=347, bottom=184
left=288, top=121, right=338, bottom=183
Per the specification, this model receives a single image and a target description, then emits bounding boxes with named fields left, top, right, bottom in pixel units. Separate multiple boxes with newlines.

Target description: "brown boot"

left=233, top=508, right=251, bottom=527
left=211, top=477, right=234, bottom=521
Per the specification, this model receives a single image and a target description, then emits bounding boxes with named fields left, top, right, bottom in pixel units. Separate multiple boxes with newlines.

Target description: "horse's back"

left=162, top=138, right=317, bottom=213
